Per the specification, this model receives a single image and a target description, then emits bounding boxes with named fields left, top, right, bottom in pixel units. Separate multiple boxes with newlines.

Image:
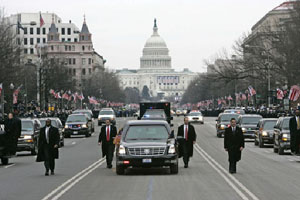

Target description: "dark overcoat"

left=177, top=124, right=196, bottom=158
left=224, top=126, right=245, bottom=162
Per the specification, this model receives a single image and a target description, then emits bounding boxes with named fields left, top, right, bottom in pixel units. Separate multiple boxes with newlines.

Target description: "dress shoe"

left=45, top=172, right=49, bottom=176
left=51, top=171, right=55, bottom=175
left=184, top=165, right=188, bottom=168
left=107, top=165, right=112, bottom=169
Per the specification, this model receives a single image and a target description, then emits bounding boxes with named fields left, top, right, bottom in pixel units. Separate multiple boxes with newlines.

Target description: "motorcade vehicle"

left=254, top=118, right=277, bottom=147
left=39, top=118, right=65, bottom=147
left=138, top=102, right=173, bottom=124
left=17, top=119, right=40, bottom=155
left=115, top=120, right=178, bottom=175
left=176, top=109, right=183, bottom=116
left=98, top=109, right=116, bottom=126
left=237, top=114, right=262, bottom=139
left=64, top=114, right=92, bottom=137
left=273, top=117, right=292, bottom=155
left=224, top=109, right=245, bottom=115
left=73, top=109, right=95, bottom=132
left=216, top=113, right=240, bottom=137
left=187, top=111, right=204, bottom=124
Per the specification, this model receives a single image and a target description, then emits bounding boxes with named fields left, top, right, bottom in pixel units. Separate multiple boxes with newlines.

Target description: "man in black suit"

left=4, top=112, right=21, bottom=155
left=177, top=117, right=196, bottom=168
left=98, top=119, right=117, bottom=168
left=36, top=119, right=60, bottom=176
left=224, top=118, right=245, bottom=174
left=289, top=108, right=300, bottom=155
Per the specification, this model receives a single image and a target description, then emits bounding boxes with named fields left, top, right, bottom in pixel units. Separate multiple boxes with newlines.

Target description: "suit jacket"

left=224, top=126, right=244, bottom=162
left=99, top=125, right=117, bottom=157
left=177, top=124, right=196, bottom=158
left=289, top=116, right=300, bottom=135
left=36, top=126, right=60, bottom=162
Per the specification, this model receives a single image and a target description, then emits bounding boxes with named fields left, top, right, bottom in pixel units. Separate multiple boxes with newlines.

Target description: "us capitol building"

left=117, top=19, right=198, bottom=98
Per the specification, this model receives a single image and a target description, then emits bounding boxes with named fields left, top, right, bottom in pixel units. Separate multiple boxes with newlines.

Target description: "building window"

left=24, top=38, right=28, bottom=45
left=51, top=46, right=54, bottom=51
left=30, top=38, right=34, bottom=45
left=43, top=38, right=46, bottom=43
left=82, top=58, right=86, bottom=65
left=24, top=49, right=28, bottom=54
left=73, top=58, right=76, bottom=64
left=73, top=69, right=76, bottom=75
left=43, top=28, right=46, bottom=35
left=69, top=46, right=71, bottom=51
left=61, top=28, right=65, bottom=35
left=81, top=36, right=84, bottom=40
left=62, top=38, right=65, bottom=42
left=89, top=68, right=92, bottom=74
left=88, top=58, right=91, bottom=65
left=69, top=68, right=72, bottom=74
left=37, top=38, right=40, bottom=43
left=82, top=68, right=86, bottom=75
left=50, top=35, right=54, bottom=40
left=24, top=28, right=27, bottom=34
left=30, top=28, right=33, bottom=35
left=37, top=28, right=40, bottom=35
left=69, top=58, right=72, bottom=65
left=68, top=38, right=71, bottom=42
left=30, top=48, right=34, bottom=54
left=74, top=38, right=78, bottom=42
left=65, top=45, right=68, bottom=51
left=67, top=28, right=71, bottom=35
left=17, top=38, right=21, bottom=45
left=72, top=45, right=75, bottom=51
left=82, top=46, right=85, bottom=51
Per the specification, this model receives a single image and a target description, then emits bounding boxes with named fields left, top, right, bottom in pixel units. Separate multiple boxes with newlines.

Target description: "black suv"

left=254, top=118, right=277, bottom=148
left=273, top=117, right=291, bottom=155
left=64, top=114, right=92, bottom=137
left=237, top=114, right=262, bottom=139
left=116, top=120, right=178, bottom=175
left=216, top=113, right=240, bottom=138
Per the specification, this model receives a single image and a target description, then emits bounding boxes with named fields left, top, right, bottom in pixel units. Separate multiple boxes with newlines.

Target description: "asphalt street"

left=1, top=116, right=300, bottom=200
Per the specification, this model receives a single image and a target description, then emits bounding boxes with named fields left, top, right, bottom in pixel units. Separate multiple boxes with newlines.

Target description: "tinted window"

left=67, top=115, right=87, bottom=123
left=73, top=111, right=91, bottom=118
left=241, top=117, right=262, bottom=124
left=263, top=121, right=277, bottom=130
left=40, top=120, right=58, bottom=128
left=188, top=112, right=202, bottom=116
left=143, top=110, right=166, bottom=118
left=220, top=114, right=239, bottom=122
left=22, top=121, right=34, bottom=132
left=125, top=125, right=169, bottom=140
left=282, top=119, right=290, bottom=130
left=99, top=111, right=114, bottom=115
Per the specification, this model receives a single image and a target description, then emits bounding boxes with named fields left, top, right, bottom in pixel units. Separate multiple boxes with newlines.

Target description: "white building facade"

left=117, top=19, right=197, bottom=98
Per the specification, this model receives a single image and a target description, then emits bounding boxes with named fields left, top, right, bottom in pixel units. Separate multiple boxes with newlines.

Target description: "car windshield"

left=125, top=125, right=169, bottom=140
left=188, top=112, right=202, bottom=116
left=241, top=117, right=262, bottom=124
left=73, top=111, right=91, bottom=118
left=282, top=119, right=290, bottom=130
left=67, top=115, right=87, bottom=123
left=21, top=121, right=33, bottom=132
left=40, top=120, right=58, bottom=128
left=263, top=121, right=277, bottom=130
left=224, top=110, right=245, bottom=114
left=99, top=111, right=114, bottom=115
left=143, top=110, right=166, bottom=118
left=220, top=114, right=239, bottom=122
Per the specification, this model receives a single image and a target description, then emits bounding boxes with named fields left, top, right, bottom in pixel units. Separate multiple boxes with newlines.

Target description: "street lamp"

left=244, top=44, right=273, bottom=108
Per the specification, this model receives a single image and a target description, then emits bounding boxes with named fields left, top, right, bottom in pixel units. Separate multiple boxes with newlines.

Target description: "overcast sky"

left=1, top=0, right=285, bottom=72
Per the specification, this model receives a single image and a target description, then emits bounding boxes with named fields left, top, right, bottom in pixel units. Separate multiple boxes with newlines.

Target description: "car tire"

left=1, top=158, right=9, bottom=165
left=170, top=164, right=178, bottom=174
left=259, top=137, right=264, bottom=148
left=116, top=165, right=125, bottom=175
left=217, top=133, right=221, bottom=138
left=278, top=146, right=284, bottom=155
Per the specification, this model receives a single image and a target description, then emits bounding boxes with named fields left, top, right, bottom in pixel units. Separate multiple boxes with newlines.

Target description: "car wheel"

left=217, top=133, right=221, bottom=138
left=116, top=165, right=125, bottom=175
left=170, top=164, right=178, bottom=174
left=259, top=137, right=264, bottom=148
left=1, top=158, right=9, bottom=165
left=31, top=144, right=38, bottom=155
left=278, top=146, right=284, bottom=155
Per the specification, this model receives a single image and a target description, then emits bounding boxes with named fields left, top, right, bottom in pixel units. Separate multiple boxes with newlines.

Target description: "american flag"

left=62, top=93, right=69, bottom=100
left=277, top=88, right=284, bottom=100
left=227, top=95, right=233, bottom=101
left=13, top=85, right=22, bottom=104
left=288, top=85, right=300, bottom=101
left=248, top=86, right=256, bottom=96
left=241, top=93, right=247, bottom=101
left=88, top=96, right=98, bottom=104
left=40, top=12, right=45, bottom=27
left=72, top=93, right=78, bottom=103
left=77, top=92, right=85, bottom=100
left=55, top=92, right=61, bottom=99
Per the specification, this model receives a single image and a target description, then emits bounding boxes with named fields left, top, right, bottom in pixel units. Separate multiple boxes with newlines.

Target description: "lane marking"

left=71, top=142, right=76, bottom=145
left=146, top=177, right=154, bottom=200
left=41, top=157, right=106, bottom=200
left=195, top=143, right=260, bottom=200
left=4, top=163, right=15, bottom=168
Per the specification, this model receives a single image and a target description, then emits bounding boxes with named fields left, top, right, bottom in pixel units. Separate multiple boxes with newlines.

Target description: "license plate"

left=73, top=131, right=78, bottom=134
left=142, top=158, right=152, bottom=163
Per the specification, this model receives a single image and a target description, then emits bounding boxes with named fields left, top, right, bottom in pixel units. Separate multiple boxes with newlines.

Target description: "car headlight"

left=220, top=124, right=225, bottom=129
left=119, top=145, right=126, bottom=155
left=98, top=117, right=101, bottom=120
left=242, top=128, right=247, bottom=132
left=199, top=116, right=203, bottom=120
left=262, top=131, right=268, bottom=136
left=24, top=135, right=32, bottom=139
left=111, top=117, right=115, bottom=120
left=82, top=124, right=87, bottom=128
left=168, top=145, right=176, bottom=154
left=64, top=125, right=68, bottom=129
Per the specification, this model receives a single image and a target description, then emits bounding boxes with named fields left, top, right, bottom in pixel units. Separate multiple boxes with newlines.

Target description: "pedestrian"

left=98, top=119, right=117, bottom=169
left=289, top=107, right=300, bottom=155
left=177, top=117, right=196, bottom=168
left=4, top=112, right=21, bottom=155
left=36, top=119, right=60, bottom=176
left=224, top=118, right=245, bottom=174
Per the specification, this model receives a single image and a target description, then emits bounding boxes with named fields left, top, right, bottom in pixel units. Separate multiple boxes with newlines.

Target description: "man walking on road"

left=289, top=107, right=300, bottom=155
left=177, top=117, right=196, bottom=168
left=36, top=119, right=60, bottom=176
left=4, top=112, right=21, bottom=155
left=224, top=118, right=245, bottom=174
left=98, top=119, right=117, bottom=169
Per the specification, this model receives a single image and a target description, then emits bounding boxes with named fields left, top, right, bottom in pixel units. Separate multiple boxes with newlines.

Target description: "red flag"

left=40, top=12, right=45, bottom=27
left=13, top=85, right=22, bottom=104
left=62, top=93, right=69, bottom=100
left=0, top=83, right=2, bottom=97
left=248, top=86, right=256, bottom=96
left=277, top=89, right=284, bottom=100
left=288, top=85, right=300, bottom=101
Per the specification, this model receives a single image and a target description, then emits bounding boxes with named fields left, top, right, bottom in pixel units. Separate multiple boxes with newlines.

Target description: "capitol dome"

left=140, top=19, right=172, bottom=70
